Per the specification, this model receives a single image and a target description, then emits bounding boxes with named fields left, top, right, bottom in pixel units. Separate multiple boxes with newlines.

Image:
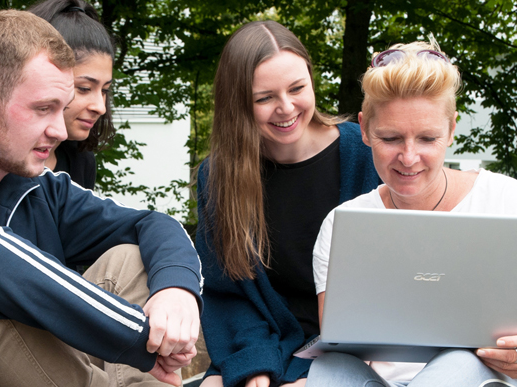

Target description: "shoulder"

left=196, top=158, right=210, bottom=189
left=478, top=169, right=517, bottom=186
left=29, top=169, right=75, bottom=208
left=336, top=121, right=370, bottom=155
left=338, top=187, right=384, bottom=209
left=475, top=169, right=517, bottom=199
left=455, top=169, right=517, bottom=214
left=337, top=121, right=362, bottom=140
left=37, top=168, right=72, bottom=187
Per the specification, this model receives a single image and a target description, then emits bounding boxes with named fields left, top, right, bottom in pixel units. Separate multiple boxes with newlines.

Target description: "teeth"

left=399, top=171, right=418, bottom=176
left=272, top=116, right=298, bottom=128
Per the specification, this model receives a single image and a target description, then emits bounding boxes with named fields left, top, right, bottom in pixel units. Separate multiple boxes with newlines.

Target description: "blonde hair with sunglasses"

left=360, top=39, right=461, bottom=132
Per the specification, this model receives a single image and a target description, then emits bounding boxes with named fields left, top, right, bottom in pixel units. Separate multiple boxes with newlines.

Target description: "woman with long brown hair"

left=196, top=20, right=380, bottom=387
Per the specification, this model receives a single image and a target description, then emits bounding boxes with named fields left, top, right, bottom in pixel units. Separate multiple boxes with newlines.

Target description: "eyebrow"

left=252, top=77, right=307, bottom=96
left=34, top=96, right=74, bottom=106
left=76, top=75, right=112, bottom=86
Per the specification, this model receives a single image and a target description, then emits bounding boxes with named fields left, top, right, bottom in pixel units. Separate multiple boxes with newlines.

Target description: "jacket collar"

left=0, top=173, right=40, bottom=226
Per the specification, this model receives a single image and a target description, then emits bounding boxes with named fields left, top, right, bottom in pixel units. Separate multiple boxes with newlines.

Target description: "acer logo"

left=414, top=273, right=445, bottom=281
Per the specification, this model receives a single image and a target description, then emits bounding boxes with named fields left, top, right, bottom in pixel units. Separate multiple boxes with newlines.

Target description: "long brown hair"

left=207, top=20, right=344, bottom=281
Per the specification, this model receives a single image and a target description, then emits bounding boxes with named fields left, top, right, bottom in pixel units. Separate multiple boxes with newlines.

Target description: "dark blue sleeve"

left=41, top=172, right=203, bottom=306
left=0, top=226, right=156, bottom=371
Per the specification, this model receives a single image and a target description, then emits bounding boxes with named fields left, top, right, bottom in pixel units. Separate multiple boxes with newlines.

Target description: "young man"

left=0, top=10, right=202, bottom=386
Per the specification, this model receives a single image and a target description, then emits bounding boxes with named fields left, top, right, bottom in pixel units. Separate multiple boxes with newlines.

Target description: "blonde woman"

left=309, top=40, right=517, bottom=386
left=196, top=20, right=381, bottom=387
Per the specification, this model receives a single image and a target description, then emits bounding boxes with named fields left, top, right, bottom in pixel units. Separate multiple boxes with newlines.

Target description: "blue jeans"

left=306, top=350, right=517, bottom=387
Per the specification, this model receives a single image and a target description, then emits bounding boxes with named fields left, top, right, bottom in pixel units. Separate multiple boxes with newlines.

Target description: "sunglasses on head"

left=371, top=49, right=450, bottom=68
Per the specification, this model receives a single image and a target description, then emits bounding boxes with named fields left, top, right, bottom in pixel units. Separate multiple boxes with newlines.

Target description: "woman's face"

left=252, top=51, right=316, bottom=155
left=64, top=53, right=112, bottom=141
left=360, top=97, right=456, bottom=203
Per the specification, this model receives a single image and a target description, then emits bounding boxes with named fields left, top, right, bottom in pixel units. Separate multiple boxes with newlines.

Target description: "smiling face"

left=0, top=52, right=74, bottom=181
left=64, top=53, right=112, bottom=141
left=252, top=50, right=316, bottom=160
left=360, top=97, right=456, bottom=206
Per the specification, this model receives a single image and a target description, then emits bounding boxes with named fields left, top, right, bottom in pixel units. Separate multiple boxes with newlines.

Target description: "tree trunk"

left=338, top=0, right=374, bottom=120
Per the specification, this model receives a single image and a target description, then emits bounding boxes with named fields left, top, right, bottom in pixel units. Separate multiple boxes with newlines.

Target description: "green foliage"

left=3, top=0, right=517, bottom=219
left=94, top=121, right=147, bottom=196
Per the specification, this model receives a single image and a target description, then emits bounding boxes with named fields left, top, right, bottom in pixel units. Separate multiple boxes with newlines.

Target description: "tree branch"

left=431, top=8, right=517, bottom=49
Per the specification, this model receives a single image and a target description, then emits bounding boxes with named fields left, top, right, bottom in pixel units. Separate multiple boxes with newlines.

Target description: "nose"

left=275, top=95, right=295, bottom=116
left=46, top=113, right=68, bottom=142
left=89, top=90, right=107, bottom=116
left=398, top=141, right=420, bottom=167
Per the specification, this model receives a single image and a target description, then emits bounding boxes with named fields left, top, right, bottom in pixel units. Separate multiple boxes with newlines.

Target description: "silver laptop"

left=295, top=207, right=517, bottom=362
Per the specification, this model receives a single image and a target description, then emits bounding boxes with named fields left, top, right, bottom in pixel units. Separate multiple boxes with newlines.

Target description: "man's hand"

left=149, top=346, right=197, bottom=386
left=143, top=287, right=199, bottom=356
left=477, top=336, right=517, bottom=378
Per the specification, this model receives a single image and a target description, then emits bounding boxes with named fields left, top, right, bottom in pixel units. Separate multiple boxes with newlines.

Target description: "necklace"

left=390, top=169, right=448, bottom=211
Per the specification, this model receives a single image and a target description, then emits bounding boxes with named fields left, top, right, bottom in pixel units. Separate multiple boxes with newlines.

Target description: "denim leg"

left=409, top=349, right=517, bottom=387
left=306, top=352, right=406, bottom=387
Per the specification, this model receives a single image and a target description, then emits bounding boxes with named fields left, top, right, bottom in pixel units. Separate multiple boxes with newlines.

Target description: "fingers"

left=148, top=359, right=182, bottom=386
left=496, top=337, right=517, bottom=348
left=160, top=318, right=199, bottom=356
left=146, top=308, right=167, bottom=354
left=147, top=311, right=198, bottom=355
left=281, top=379, right=307, bottom=387
left=477, top=347, right=517, bottom=379
left=245, top=374, right=270, bottom=387
left=159, top=349, right=197, bottom=371
left=143, top=287, right=200, bottom=356
left=477, top=348, right=517, bottom=364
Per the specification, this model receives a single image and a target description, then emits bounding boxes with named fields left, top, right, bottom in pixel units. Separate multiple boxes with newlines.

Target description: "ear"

left=358, top=112, right=371, bottom=147
left=448, top=112, right=458, bottom=147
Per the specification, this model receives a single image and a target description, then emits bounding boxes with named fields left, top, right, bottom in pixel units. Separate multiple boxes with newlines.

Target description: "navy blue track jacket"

left=0, top=169, right=203, bottom=371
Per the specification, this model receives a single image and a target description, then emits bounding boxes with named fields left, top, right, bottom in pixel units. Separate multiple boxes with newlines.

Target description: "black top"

left=54, top=141, right=96, bottom=190
left=263, top=137, right=340, bottom=339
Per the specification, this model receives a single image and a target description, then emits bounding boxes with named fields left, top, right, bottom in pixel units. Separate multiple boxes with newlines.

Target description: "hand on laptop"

left=476, top=336, right=517, bottom=378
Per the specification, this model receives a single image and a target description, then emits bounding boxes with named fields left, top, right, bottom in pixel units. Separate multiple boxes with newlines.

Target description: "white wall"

left=107, top=106, right=191, bottom=219
left=445, top=100, right=496, bottom=170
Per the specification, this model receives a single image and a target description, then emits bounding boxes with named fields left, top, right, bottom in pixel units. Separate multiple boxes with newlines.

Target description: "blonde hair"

left=0, top=10, right=75, bottom=111
left=206, top=20, right=345, bottom=281
left=361, top=39, right=461, bottom=131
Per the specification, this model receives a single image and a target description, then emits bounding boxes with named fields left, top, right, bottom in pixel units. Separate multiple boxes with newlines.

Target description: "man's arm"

left=4, top=171, right=204, bottom=373
left=45, top=172, right=203, bottom=307
left=0, top=226, right=157, bottom=371
left=51, top=173, right=203, bottom=360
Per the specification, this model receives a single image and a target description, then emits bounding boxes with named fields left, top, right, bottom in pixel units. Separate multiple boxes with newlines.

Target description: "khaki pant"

left=0, top=244, right=181, bottom=387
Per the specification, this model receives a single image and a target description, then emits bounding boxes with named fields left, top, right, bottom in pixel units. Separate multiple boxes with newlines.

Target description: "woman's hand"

left=244, top=374, right=306, bottom=387
left=148, top=346, right=197, bottom=385
left=245, top=374, right=270, bottom=387
left=282, top=378, right=307, bottom=386
left=477, top=336, right=517, bottom=378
